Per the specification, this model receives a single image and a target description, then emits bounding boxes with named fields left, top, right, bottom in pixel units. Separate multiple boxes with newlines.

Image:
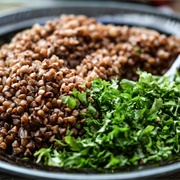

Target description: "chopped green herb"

left=35, top=71, right=180, bottom=171
left=73, top=89, right=87, bottom=105
left=22, top=157, right=30, bottom=161
left=61, top=96, right=77, bottom=109
left=134, top=48, right=144, bottom=54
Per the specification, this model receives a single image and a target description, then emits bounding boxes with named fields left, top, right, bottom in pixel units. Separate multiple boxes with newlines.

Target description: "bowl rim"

left=0, top=1, right=180, bottom=36
left=1, top=160, right=180, bottom=180
left=0, top=1, right=180, bottom=18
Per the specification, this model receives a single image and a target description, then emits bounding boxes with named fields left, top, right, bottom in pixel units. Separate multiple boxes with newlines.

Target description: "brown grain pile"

left=0, top=15, right=179, bottom=158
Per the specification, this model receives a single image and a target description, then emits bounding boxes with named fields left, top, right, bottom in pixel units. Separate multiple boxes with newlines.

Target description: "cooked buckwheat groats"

left=0, top=15, right=179, bottom=158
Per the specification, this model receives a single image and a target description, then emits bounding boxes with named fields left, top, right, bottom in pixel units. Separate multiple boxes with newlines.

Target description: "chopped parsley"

left=35, top=71, right=180, bottom=171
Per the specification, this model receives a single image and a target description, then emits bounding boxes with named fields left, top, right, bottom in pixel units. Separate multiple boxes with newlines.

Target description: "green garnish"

left=61, top=96, right=77, bottom=109
left=35, top=71, right=180, bottom=171
left=73, top=89, right=87, bottom=105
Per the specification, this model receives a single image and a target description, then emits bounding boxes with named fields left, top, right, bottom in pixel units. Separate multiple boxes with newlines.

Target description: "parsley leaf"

left=62, top=96, right=77, bottom=109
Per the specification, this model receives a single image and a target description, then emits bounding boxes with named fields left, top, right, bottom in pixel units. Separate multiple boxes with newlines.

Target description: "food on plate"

left=0, top=15, right=179, bottom=170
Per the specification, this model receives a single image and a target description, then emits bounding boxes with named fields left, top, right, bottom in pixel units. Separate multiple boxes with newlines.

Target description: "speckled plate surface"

left=0, top=2, right=180, bottom=180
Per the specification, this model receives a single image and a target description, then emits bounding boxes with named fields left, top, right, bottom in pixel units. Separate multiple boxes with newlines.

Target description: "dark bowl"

left=0, top=1, right=180, bottom=180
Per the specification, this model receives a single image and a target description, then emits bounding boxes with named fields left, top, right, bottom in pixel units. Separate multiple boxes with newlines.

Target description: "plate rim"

left=1, top=160, right=180, bottom=180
